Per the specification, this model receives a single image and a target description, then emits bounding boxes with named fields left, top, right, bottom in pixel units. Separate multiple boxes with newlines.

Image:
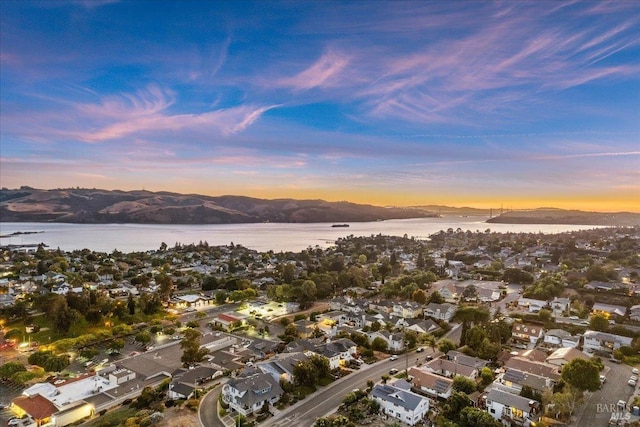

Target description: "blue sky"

left=1, top=0, right=639, bottom=211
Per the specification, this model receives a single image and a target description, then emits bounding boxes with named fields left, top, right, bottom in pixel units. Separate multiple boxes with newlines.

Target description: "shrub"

left=186, top=399, right=200, bottom=411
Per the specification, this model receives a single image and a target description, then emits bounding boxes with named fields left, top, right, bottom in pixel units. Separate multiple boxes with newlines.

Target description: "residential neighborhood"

left=1, top=226, right=639, bottom=427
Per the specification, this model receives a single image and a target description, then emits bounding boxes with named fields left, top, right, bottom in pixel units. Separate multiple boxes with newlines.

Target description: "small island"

left=331, top=224, right=350, bottom=228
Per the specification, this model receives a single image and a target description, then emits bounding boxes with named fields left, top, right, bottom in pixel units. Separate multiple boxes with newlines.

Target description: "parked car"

left=632, top=368, right=639, bottom=375
left=569, top=316, right=579, bottom=320
left=630, top=375, right=638, bottom=381
left=628, top=379, right=637, bottom=387
left=600, top=375, right=606, bottom=384
left=610, top=358, right=622, bottom=364
left=416, top=347, right=424, bottom=353
left=390, top=368, right=398, bottom=374
left=390, top=355, right=398, bottom=361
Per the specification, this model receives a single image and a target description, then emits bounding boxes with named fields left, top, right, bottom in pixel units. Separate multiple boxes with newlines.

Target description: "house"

left=446, top=351, right=490, bottom=370
left=397, top=318, right=442, bottom=336
left=550, top=297, right=570, bottom=312
left=221, top=372, right=284, bottom=416
left=369, top=300, right=395, bottom=314
left=313, top=338, right=358, bottom=370
left=425, top=357, right=478, bottom=379
left=408, top=366, right=454, bottom=399
left=583, top=330, right=633, bottom=354
left=484, top=386, right=540, bottom=426
left=591, top=303, right=627, bottom=318
left=496, top=368, right=552, bottom=396
left=543, top=329, right=580, bottom=348
left=545, top=347, right=591, bottom=367
left=257, top=352, right=308, bottom=384
left=367, top=331, right=405, bottom=353
left=168, top=366, right=220, bottom=399
left=371, top=380, right=430, bottom=426
left=511, top=324, right=544, bottom=347
left=517, top=297, right=547, bottom=313
left=168, top=294, right=212, bottom=309
left=424, top=303, right=456, bottom=322
left=432, top=280, right=460, bottom=302
left=211, top=312, right=248, bottom=331
left=630, top=305, right=640, bottom=322
left=584, top=281, right=624, bottom=292
left=503, top=357, right=561, bottom=383
left=392, top=301, right=423, bottom=319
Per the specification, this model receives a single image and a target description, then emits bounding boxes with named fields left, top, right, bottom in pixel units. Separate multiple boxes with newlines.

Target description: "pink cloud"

left=278, top=51, right=350, bottom=90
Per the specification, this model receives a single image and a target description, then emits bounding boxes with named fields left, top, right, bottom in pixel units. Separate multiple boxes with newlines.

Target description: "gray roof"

left=226, top=372, right=284, bottom=408
left=371, top=383, right=427, bottom=412
left=170, top=382, right=194, bottom=398
left=486, top=387, right=539, bottom=412
left=446, top=350, right=490, bottom=369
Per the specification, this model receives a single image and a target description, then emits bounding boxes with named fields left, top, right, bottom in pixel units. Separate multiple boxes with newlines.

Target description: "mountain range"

left=1, top=188, right=638, bottom=226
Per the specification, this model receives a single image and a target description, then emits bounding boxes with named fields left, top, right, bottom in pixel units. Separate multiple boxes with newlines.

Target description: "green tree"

left=589, top=314, right=609, bottom=332
left=372, top=337, right=388, bottom=352
left=438, top=338, right=457, bottom=354
left=442, top=391, right=472, bottom=421
left=412, top=289, right=427, bottom=304
left=427, top=291, right=445, bottom=304
left=135, top=331, right=152, bottom=345
left=452, top=375, right=476, bottom=393
left=0, top=361, right=26, bottom=379
left=453, top=306, right=489, bottom=346
left=127, top=294, right=136, bottom=315
left=180, top=328, right=209, bottom=367
left=458, top=407, right=502, bottom=427
left=561, top=358, right=601, bottom=392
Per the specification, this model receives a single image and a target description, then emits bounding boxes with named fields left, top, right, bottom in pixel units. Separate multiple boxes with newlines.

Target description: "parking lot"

left=573, top=359, right=640, bottom=426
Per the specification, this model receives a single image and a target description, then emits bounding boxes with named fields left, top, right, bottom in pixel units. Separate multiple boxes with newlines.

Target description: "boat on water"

left=331, top=224, right=350, bottom=228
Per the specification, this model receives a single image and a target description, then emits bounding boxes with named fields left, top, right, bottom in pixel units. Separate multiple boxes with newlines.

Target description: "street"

left=573, top=359, right=639, bottom=426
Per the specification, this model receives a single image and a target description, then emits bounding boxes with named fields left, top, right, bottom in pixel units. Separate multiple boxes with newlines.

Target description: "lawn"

left=83, top=406, right=138, bottom=427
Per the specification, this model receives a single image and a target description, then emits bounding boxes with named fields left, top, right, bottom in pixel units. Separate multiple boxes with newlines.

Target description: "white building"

left=423, top=303, right=456, bottom=322
left=583, top=330, right=633, bottom=354
left=543, top=329, right=580, bottom=348
left=221, top=372, right=283, bottom=416
left=371, top=380, right=429, bottom=426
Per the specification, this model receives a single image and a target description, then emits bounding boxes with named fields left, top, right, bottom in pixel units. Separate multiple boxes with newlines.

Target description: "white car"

left=630, top=375, right=638, bottom=381
left=600, top=375, right=606, bottom=384
left=632, top=368, right=639, bottom=375
left=628, top=379, right=637, bottom=387
left=569, top=316, right=579, bottom=320
left=390, top=355, right=398, bottom=361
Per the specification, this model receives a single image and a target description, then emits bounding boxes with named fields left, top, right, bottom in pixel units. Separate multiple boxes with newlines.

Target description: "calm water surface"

left=0, top=218, right=604, bottom=253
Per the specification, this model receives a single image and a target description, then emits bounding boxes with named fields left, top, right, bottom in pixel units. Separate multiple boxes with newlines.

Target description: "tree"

left=427, top=291, right=445, bottom=304
left=127, top=294, right=136, bottom=315
left=589, top=314, right=609, bottom=332
left=458, top=407, right=502, bottom=427
left=0, top=361, right=26, bottom=379
left=378, top=260, right=391, bottom=284
left=293, top=360, right=319, bottom=387
left=180, top=328, right=209, bottom=367
left=438, top=338, right=457, bottom=354
left=480, top=367, right=494, bottom=388
left=416, top=251, right=425, bottom=269
left=452, top=375, right=476, bottom=394
left=135, top=331, right=151, bottom=345
left=372, top=337, right=388, bottom=352
left=453, top=306, right=489, bottom=346
left=442, top=391, right=472, bottom=421
left=412, top=289, right=427, bottom=304
left=561, top=358, right=601, bottom=392
left=462, top=285, right=478, bottom=301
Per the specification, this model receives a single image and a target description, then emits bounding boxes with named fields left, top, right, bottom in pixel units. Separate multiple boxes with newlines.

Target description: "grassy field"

left=83, top=406, right=138, bottom=427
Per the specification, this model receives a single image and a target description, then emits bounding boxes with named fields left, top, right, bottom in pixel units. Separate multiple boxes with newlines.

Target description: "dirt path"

left=269, top=301, right=330, bottom=321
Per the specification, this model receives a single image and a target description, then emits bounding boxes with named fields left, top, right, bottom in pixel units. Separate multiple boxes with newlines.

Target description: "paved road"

left=573, top=360, right=639, bottom=426
left=199, top=382, right=227, bottom=427
left=268, top=348, right=437, bottom=427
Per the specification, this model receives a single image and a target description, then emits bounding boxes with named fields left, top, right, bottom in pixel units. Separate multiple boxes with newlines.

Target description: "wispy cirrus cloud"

left=277, top=51, right=350, bottom=90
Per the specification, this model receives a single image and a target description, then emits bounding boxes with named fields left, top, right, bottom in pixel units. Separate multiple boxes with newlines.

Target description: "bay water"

left=0, top=218, right=604, bottom=253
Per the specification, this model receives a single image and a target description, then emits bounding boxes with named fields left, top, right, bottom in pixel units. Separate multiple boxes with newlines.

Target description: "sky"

left=1, top=1, right=639, bottom=212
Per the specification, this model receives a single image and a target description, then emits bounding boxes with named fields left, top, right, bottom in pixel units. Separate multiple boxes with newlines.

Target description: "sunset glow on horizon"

left=1, top=1, right=639, bottom=213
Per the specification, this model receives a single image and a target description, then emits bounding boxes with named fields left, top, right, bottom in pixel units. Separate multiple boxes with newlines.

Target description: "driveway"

left=572, top=360, right=639, bottom=426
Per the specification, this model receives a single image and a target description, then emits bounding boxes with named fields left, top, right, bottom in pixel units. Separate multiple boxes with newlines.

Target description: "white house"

left=371, top=380, right=430, bottom=426
left=484, top=386, right=540, bottom=426
left=517, top=297, right=547, bottom=313
left=545, top=347, right=591, bottom=367
left=583, top=330, right=633, bottom=354
left=221, top=372, right=283, bottom=416
left=367, top=331, right=405, bottom=353
left=630, top=305, right=640, bottom=322
left=424, top=303, right=456, bottom=322
left=543, top=329, right=580, bottom=348
left=550, top=297, right=570, bottom=312
left=392, top=301, right=423, bottom=319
